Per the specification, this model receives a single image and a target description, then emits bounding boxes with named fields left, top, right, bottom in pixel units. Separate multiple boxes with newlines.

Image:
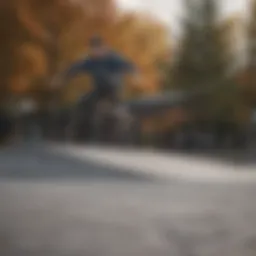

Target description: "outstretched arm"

left=64, top=57, right=92, bottom=80
left=112, top=53, right=142, bottom=85
left=112, top=53, right=137, bottom=74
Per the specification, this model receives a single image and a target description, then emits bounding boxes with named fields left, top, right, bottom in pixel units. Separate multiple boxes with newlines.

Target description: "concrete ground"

left=1, top=143, right=256, bottom=256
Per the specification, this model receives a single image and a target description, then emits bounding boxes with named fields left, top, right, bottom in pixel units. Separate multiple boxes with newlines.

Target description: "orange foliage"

left=0, top=0, right=170, bottom=105
left=0, top=0, right=81, bottom=97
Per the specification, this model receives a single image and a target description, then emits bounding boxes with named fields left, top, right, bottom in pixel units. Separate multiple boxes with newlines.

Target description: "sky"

left=117, top=0, right=248, bottom=36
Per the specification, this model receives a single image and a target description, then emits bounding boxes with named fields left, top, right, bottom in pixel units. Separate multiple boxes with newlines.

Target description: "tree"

left=172, top=0, right=235, bottom=122
left=172, top=0, right=203, bottom=90
left=241, top=0, right=256, bottom=106
left=233, top=0, right=256, bottom=126
left=0, top=0, right=82, bottom=108
left=0, top=0, right=170, bottom=109
left=0, top=0, right=25, bottom=103
left=248, top=0, right=256, bottom=69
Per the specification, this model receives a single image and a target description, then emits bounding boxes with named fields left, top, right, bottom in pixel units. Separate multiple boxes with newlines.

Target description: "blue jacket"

left=64, top=51, right=136, bottom=90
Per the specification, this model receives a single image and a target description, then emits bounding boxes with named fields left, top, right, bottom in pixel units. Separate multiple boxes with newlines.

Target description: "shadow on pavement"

left=0, top=143, right=152, bottom=182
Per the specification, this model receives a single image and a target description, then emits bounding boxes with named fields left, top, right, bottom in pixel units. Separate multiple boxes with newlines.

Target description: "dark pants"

left=69, top=87, right=119, bottom=140
left=79, top=86, right=119, bottom=112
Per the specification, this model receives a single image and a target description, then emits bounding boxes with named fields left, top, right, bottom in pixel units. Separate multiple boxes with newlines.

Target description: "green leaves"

left=171, top=0, right=236, bottom=122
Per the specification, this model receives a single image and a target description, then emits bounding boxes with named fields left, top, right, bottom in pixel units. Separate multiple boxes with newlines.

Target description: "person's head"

left=89, top=35, right=108, bottom=58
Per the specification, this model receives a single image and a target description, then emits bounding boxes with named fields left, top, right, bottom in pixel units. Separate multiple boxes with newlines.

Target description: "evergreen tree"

left=173, top=0, right=235, bottom=122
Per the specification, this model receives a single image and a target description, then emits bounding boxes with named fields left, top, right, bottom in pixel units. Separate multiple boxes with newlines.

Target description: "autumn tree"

left=0, top=0, right=169, bottom=110
left=0, top=0, right=80, bottom=109
left=16, top=0, right=84, bottom=105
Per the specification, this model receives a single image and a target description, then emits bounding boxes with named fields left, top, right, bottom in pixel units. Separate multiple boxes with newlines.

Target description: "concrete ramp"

left=53, top=144, right=256, bottom=183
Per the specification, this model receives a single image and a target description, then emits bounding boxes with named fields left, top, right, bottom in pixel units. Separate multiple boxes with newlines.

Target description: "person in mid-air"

left=52, top=35, right=140, bottom=138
